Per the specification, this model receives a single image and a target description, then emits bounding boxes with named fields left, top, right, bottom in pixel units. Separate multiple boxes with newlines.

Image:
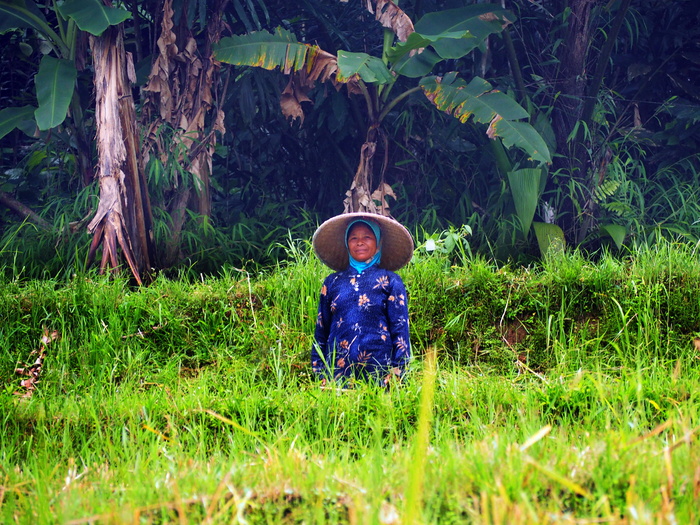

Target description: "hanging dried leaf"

left=140, top=0, right=228, bottom=245
left=364, top=0, right=415, bottom=42
left=143, top=0, right=178, bottom=121
left=280, top=76, right=313, bottom=122
left=479, top=11, right=513, bottom=26
left=371, top=182, right=397, bottom=215
left=306, top=48, right=340, bottom=84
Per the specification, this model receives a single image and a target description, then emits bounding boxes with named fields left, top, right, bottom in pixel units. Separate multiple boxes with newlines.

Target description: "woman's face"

left=347, top=223, right=378, bottom=262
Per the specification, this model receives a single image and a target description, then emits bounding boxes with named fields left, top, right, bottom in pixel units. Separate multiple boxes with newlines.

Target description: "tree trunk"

left=549, top=0, right=596, bottom=240
left=87, top=26, right=155, bottom=284
left=547, top=0, right=634, bottom=244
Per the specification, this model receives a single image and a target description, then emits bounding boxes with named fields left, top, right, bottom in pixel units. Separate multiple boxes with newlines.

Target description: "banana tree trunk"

left=87, top=26, right=155, bottom=284
left=342, top=85, right=395, bottom=216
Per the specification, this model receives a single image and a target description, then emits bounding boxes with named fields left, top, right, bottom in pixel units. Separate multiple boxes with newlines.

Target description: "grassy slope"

left=1, top=242, right=699, bottom=523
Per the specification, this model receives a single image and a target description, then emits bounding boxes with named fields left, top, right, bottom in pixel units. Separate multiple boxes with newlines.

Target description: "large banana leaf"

left=508, top=168, right=542, bottom=234
left=34, top=56, right=77, bottom=130
left=421, top=74, right=551, bottom=164
left=0, top=0, right=47, bottom=33
left=413, top=4, right=511, bottom=60
left=492, top=120, right=551, bottom=165
left=337, top=51, right=393, bottom=84
left=387, top=5, right=511, bottom=77
left=392, top=47, right=441, bottom=78
left=213, top=28, right=325, bottom=74
left=215, top=29, right=394, bottom=87
left=0, top=105, right=35, bottom=140
left=57, top=0, right=130, bottom=36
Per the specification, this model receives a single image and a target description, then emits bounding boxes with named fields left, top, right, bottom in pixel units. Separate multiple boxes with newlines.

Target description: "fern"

left=594, top=180, right=621, bottom=202
left=601, top=201, right=632, bottom=216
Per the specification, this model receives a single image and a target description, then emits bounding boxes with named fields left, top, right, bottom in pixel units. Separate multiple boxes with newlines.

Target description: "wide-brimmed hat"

left=312, top=212, right=414, bottom=271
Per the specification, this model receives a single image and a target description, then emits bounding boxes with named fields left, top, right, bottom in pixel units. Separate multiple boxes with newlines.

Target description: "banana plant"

left=213, top=1, right=550, bottom=215
left=0, top=0, right=130, bottom=132
left=0, top=0, right=131, bottom=185
left=0, top=0, right=160, bottom=283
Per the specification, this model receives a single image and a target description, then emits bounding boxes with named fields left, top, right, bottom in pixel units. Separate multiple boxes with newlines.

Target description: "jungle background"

left=1, top=0, right=699, bottom=280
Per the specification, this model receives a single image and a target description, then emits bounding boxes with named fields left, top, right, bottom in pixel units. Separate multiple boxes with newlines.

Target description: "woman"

left=311, top=212, right=414, bottom=385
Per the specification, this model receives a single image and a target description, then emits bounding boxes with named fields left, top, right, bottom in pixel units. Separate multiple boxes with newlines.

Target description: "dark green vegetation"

left=2, top=242, right=699, bottom=523
left=1, top=0, right=700, bottom=279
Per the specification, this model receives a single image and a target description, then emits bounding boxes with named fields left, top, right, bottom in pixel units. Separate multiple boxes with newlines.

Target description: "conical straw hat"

left=312, top=212, right=414, bottom=272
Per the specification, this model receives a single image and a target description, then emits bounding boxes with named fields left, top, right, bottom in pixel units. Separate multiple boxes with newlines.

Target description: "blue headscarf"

left=345, top=219, right=382, bottom=274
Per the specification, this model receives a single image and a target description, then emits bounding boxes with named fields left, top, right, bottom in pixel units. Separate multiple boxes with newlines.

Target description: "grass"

left=1, top=239, right=700, bottom=523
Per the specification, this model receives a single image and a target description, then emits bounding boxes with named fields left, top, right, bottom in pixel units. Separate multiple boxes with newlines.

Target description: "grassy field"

left=1, top=241, right=699, bottom=523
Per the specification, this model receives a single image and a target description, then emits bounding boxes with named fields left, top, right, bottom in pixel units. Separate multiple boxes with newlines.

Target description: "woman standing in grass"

left=311, top=213, right=414, bottom=386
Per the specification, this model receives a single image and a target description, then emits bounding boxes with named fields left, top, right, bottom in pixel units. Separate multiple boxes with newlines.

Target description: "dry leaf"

left=14, top=328, right=59, bottom=398
left=365, top=0, right=415, bottom=42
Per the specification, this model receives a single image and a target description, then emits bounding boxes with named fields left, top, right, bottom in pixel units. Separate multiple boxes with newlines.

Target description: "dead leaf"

left=14, top=328, right=60, bottom=398
left=280, top=76, right=313, bottom=123
left=365, top=0, right=415, bottom=42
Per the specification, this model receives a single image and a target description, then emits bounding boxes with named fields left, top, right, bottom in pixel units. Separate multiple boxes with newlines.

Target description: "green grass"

left=1, top=239, right=700, bottom=523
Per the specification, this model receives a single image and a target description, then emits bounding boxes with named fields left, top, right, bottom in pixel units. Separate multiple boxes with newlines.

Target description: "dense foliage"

left=1, top=0, right=699, bottom=277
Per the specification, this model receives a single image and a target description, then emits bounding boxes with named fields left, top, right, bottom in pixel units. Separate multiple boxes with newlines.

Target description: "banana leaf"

left=599, top=224, right=626, bottom=249
left=0, top=0, right=47, bottom=33
left=533, top=222, right=565, bottom=255
left=413, top=4, right=512, bottom=60
left=213, top=28, right=323, bottom=74
left=508, top=168, right=542, bottom=234
left=0, top=105, right=35, bottom=140
left=421, top=74, right=551, bottom=164
left=337, top=51, right=393, bottom=84
left=34, top=56, right=77, bottom=130
left=387, top=5, right=512, bottom=75
left=57, top=0, right=130, bottom=36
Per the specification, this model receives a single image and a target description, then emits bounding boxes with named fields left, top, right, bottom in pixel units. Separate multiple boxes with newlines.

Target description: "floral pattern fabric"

left=311, top=265, right=411, bottom=382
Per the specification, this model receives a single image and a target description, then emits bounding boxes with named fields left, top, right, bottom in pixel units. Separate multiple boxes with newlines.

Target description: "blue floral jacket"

left=311, top=265, right=411, bottom=382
